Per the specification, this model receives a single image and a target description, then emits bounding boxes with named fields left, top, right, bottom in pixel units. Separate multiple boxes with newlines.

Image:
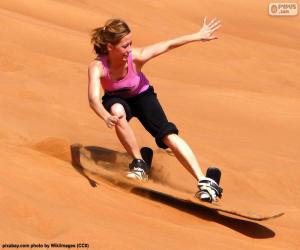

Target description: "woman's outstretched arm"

left=133, top=17, right=221, bottom=66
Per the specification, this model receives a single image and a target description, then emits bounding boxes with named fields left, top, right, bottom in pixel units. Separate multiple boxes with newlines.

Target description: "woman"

left=88, top=18, right=222, bottom=202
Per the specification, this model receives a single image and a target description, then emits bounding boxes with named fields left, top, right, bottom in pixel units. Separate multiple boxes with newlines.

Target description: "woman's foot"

left=195, top=177, right=223, bottom=202
left=126, top=159, right=149, bottom=181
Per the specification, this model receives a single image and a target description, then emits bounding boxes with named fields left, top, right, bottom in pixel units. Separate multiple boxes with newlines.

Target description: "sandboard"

left=71, top=144, right=284, bottom=221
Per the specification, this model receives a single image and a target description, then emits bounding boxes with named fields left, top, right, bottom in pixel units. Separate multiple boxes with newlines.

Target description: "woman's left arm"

left=133, top=17, right=221, bottom=65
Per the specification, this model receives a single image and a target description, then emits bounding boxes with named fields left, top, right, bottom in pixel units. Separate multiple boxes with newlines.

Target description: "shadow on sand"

left=70, top=143, right=276, bottom=239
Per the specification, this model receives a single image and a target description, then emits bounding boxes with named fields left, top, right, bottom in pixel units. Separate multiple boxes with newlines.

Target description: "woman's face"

left=108, top=33, right=132, bottom=62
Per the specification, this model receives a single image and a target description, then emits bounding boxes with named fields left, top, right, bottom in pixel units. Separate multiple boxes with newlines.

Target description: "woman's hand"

left=132, top=17, right=221, bottom=65
left=105, top=115, right=119, bottom=128
left=196, top=17, right=221, bottom=41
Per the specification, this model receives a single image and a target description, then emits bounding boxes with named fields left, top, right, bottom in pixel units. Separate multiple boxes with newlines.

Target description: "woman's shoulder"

left=131, top=48, right=144, bottom=72
left=132, top=47, right=142, bottom=61
left=88, top=58, right=104, bottom=77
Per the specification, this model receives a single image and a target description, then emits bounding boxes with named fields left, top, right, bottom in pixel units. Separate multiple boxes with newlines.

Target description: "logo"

left=269, top=3, right=298, bottom=16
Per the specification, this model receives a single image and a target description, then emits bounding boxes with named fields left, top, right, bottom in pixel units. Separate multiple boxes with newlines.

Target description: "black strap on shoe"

left=129, top=159, right=150, bottom=173
left=198, top=179, right=223, bottom=198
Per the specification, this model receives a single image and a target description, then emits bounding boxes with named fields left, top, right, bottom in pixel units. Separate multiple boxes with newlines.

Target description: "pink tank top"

left=99, top=52, right=150, bottom=99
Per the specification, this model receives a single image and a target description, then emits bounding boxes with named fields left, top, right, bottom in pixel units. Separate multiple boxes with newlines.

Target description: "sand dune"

left=1, top=0, right=300, bottom=249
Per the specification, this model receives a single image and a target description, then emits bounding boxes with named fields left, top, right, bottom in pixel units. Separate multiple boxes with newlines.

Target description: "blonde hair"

left=90, top=19, right=131, bottom=55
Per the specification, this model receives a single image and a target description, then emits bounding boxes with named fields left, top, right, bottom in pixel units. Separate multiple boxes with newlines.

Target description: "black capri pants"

left=102, top=86, right=179, bottom=149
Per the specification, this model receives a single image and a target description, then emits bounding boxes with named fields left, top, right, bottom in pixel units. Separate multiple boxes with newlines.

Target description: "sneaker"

left=126, top=159, right=149, bottom=181
left=195, top=177, right=223, bottom=203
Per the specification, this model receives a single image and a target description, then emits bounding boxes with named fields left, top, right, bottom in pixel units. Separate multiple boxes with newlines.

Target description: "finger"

left=110, top=117, right=118, bottom=122
left=203, top=16, right=207, bottom=25
left=113, top=115, right=120, bottom=120
left=211, top=24, right=222, bottom=32
left=210, top=20, right=221, bottom=29
left=208, top=17, right=217, bottom=26
left=202, top=35, right=218, bottom=41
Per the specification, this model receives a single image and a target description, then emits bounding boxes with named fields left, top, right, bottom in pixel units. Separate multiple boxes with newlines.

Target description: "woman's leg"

left=110, top=103, right=142, bottom=160
left=130, top=86, right=204, bottom=181
left=163, top=133, right=204, bottom=181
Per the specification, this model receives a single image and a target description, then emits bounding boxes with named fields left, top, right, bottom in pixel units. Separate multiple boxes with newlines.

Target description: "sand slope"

left=0, top=0, right=300, bottom=249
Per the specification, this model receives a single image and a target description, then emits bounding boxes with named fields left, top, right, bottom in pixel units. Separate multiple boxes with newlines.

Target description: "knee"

left=154, top=123, right=179, bottom=149
left=162, top=133, right=177, bottom=146
left=110, top=103, right=126, bottom=119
